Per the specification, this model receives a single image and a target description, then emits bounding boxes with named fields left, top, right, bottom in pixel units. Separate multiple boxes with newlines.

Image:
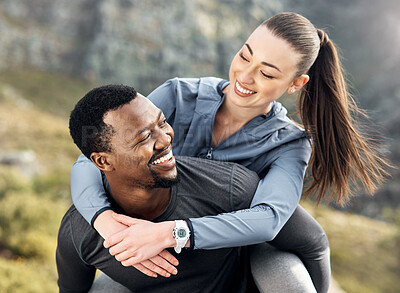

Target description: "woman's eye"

left=261, top=71, right=274, bottom=79
left=239, top=52, right=249, bottom=62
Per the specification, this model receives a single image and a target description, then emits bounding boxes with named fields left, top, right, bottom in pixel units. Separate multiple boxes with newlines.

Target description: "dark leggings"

left=268, top=205, right=331, bottom=293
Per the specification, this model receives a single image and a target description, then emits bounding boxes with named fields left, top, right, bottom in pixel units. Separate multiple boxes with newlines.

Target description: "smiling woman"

left=227, top=26, right=304, bottom=110
left=65, top=12, right=391, bottom=293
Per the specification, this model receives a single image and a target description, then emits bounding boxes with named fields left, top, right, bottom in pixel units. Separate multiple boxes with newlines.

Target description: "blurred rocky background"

left=0, top=0, right=399, bottom=292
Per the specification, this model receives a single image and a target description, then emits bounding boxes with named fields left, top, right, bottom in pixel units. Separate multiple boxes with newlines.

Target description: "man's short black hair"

left=69, top=84, right=137, bottom=158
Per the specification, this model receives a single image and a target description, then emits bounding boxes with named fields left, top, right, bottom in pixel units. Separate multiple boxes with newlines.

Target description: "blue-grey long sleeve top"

left=70, top=77, right=312, bottom=249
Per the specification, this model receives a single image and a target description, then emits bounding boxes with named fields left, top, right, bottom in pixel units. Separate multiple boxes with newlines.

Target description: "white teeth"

left=236, top=82, right=255, bottom=95
left=152, top=151, right=173, bottom=165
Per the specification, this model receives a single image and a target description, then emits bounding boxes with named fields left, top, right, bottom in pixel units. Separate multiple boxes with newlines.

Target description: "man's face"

left=103, top=94, right=177, bottom=189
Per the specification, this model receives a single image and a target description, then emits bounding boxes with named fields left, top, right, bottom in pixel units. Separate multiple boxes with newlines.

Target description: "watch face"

left=177, top=228, right=187, bottom=238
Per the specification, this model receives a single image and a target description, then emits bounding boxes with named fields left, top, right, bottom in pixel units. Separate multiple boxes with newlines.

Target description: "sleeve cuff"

left=90, top=207, right=113, bottom=227
left=184, top=218, right=195, bottom=251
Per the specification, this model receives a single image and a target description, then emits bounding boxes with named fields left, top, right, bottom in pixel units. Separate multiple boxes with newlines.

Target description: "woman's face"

left=226, top=25, right=305, bottom=113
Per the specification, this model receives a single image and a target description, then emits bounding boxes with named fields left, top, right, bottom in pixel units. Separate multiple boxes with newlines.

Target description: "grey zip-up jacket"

left=70, top=77, right=312, bottom=249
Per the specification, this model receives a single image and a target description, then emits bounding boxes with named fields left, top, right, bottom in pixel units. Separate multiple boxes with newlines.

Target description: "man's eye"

left=140, top=133, right=151, bottom=142
left=160, top=119, right=167, bottom=126
left=239, top=52, right=249, bottom=62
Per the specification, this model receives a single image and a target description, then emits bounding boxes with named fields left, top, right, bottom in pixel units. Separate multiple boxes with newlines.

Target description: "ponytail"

left=299, top=29, right=390, bottom=205
left=264, top=13, right=391, bottom=205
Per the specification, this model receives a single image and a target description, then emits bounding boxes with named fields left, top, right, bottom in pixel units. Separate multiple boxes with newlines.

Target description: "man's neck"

left=107, top=176, right=172, bottom=220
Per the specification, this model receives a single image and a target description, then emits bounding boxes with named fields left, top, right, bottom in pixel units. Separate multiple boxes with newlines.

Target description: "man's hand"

left=104, top=213, right=178, bottom=277
left=94, top=210, right=178, bottom=278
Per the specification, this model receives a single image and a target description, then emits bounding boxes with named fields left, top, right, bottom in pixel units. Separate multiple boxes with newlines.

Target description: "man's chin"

left=150, top=168, right=179, bottom=188
left=153, top=178, right=178, bottom=188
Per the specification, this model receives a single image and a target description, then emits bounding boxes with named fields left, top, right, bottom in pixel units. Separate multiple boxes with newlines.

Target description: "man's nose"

left=154, top=131, right=172, bottom=150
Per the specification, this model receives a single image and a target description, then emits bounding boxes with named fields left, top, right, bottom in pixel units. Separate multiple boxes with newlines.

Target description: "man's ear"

left=90, top=152, right=114, bottom=172
left=288, top=74, right=310, bottom=94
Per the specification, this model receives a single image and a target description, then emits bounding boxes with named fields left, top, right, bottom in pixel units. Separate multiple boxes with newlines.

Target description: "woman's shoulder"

left=160, top=77, right=226, bottom=91
left=247, top=102, right=307, bottom=141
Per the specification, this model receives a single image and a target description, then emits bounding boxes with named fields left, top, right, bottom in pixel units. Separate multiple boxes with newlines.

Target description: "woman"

left=70, top=13, right=388, bottom=293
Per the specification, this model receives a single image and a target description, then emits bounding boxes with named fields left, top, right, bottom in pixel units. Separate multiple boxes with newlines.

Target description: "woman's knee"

left=250, top=243, right=317, bottom=293
left=270, top=205, right=330, bottom=257
left=301, top=229, right=330, bottom=259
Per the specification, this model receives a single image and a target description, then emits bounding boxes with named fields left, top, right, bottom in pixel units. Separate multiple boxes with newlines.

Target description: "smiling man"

left=56, top=84, right=260, bottom=293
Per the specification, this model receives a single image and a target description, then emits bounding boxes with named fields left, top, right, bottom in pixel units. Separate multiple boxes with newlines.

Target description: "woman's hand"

left=94, top=210, right=178, bottom=278
left=103, top=213, right=178, bottom=277
left=129, top=250, right=178, bottom=278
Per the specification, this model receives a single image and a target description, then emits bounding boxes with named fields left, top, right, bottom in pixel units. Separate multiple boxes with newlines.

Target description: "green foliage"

left=304, top=201, right=400, bottom=293
left=32, top=170, right=72, bottom=201
left=0, top=69, right=93, bottom=118
left=0, top=258, right=57, bottom=293
left=383, top=207, right=400, bottom=276
left=0, top=166, right=29, bottom=199
left=0, top=38, right=397, bottom=291
left=0, top=191, right=68, bottom=261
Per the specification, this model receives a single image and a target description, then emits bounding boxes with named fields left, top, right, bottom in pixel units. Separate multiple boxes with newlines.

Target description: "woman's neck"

left=220, top=86, right=273, bottom=125
left=211, top=89, right=271, bottom=147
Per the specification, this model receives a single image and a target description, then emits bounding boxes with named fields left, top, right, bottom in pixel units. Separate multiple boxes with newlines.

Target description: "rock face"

left=0, top=150, right=39, bottom=176
left=0, top=0, right=282, bottom=93
left=1, top=0, right=399, bottom=217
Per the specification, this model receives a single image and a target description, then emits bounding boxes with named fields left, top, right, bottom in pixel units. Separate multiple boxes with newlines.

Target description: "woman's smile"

left=234, top=80, right=257, bottom=97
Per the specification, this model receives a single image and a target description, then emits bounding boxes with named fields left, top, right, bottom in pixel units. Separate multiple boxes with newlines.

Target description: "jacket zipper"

left=206, top=148, right=213, bottom=159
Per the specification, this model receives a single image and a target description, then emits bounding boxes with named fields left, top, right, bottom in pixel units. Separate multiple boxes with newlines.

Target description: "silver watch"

left=173, top=220, right=190, bottom=253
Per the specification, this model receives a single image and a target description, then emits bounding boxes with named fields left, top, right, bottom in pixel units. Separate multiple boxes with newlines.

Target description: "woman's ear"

left=90, top=153, right=114, bottom=172
left=288, top=74, right=310, bottom=94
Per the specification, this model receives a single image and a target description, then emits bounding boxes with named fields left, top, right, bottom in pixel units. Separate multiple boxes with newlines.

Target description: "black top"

left=56, top=156, right=260, bottom=293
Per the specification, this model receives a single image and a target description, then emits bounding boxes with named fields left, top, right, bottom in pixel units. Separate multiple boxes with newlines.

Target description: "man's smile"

left=150, top=149, right=175, bottom=169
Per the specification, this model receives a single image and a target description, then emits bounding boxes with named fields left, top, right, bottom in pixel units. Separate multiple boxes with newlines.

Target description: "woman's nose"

left=238, top=66, right=255, bottom=85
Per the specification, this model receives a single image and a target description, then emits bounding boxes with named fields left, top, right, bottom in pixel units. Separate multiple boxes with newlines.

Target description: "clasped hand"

left=104, top=213, right=178, bottom=278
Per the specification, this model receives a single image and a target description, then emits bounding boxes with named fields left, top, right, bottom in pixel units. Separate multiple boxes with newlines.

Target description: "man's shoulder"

left=175, top=156, right=259, bottom=208
left=59, top=205, right=101, bottom=249
left=176, top=156, right=255, bottom=176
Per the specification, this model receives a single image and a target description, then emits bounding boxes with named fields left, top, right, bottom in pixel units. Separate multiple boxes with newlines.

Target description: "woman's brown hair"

left=263, top=13, right=391, bottom=205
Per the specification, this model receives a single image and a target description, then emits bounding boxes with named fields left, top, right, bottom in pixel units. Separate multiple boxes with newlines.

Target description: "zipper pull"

left=205, top=148, right=213, bottom=159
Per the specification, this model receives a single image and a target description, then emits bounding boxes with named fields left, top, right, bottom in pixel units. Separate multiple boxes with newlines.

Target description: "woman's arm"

left=106, top=141, right=329, bottom=290
left=71, top=78, right=191, bottom=227
left=107, top=139, right=311, bottom=255
left=189, top=140, right=312, bottom=249
left=70, top=154, right=113, bottom=229
left=70, top=155, right=178, bottom=277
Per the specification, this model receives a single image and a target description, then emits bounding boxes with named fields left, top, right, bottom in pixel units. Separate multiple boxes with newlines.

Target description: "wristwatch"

left=173, top=220, right=190, bottom=253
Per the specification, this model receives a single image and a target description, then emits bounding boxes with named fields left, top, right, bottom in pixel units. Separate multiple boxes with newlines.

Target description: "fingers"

left=130, top=259, right=176, bottom=278
left=113, top=249, right=132, bottom=262
left=108, top=241, right=128, bottom=261
left=148, top=254, right=178, bottom=276
left=113, top=249, right=178, bottom=269
left=132, top=263, right=158, bottom=278
left=159, top=250, right=179, bottom=266
left=112, top=212, right=144, bottom=226
left=104, top=230, right=126, bottom=248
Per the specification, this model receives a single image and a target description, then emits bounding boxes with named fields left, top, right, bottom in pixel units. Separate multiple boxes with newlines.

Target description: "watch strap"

left=173, top=220, right=190, bottom=254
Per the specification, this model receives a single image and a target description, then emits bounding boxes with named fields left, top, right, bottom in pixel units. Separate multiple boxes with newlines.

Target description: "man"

left=56, top=84, right=260, bottom=292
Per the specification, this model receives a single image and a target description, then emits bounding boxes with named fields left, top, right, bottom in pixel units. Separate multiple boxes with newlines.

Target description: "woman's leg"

left=268, top=205, right=331, bottom=293
left=250, top=243, right=317, bottom=293
left=88, top=272, right=131, bottom=293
